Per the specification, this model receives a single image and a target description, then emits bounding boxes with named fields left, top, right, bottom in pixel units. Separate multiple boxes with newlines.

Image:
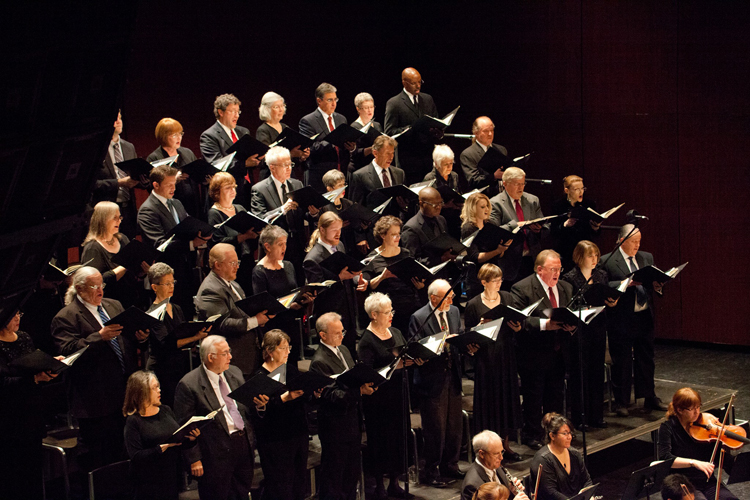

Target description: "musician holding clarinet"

left=658, top=388, right=741, bottom=500
left=462, top=430, right=530, bottom=500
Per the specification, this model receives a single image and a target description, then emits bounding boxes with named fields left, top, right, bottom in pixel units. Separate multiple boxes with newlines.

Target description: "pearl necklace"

left=215, top=203, right=234, bottom=211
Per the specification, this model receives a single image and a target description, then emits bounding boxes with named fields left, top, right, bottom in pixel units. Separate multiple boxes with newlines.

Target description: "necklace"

left=215, top=203, right=234, bottom=211
left=103, top=236, right=117, bottom=246
left=482, top=291, right=500, bottom=302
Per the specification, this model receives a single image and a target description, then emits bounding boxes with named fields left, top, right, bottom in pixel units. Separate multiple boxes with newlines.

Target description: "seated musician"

left=462, top=430, right=529, bottom=500
left=657, top=388, right=739, bottom=500
left=661, top=474, right=697, bottom=500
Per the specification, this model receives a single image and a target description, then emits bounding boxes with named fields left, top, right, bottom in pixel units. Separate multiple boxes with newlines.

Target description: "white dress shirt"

left=536, top=274, right=560, bottom=331
left=203, top=365, right=241, bottom=433
left=372, top=160, right=393, bottom=187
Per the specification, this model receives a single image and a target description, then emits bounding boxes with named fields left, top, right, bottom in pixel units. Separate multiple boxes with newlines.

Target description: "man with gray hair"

left=601, top=224, right=667, bottom=415
left=299, top=82, right=356, bottom=193
left=310, top=312, right=375, bottom=500
left=460, top=116, right=509, bottom=198
left=174, top=335, right=255, bottom=500
left=51, top=267, right=148, bottom=469
left=489, top=166, right=548, bottom=286
left=461, top=430, right=529, bottom=500
left=200, top=93, right=261, bottom=206
left=350, top=134, right=406, bottom=218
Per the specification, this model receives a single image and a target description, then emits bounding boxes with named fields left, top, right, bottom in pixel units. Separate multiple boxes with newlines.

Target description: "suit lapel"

left=199, top=367, right=230, bottom=434
left=401, top=91, right=419, bottom=118
left=263, top=178, right=282, bottom=208
left=76, top=299, right=104, bottom=334
left=615, top=251, right=632, bottom=277
left=322, top=344, right=346, bottom=372
left=501, top=192, right=516, bottom=221
left=316, top=111, right=331, bottom=136
left=531, top=276, right=553, bottom=310
left=213, top=122, right=234, bottom=150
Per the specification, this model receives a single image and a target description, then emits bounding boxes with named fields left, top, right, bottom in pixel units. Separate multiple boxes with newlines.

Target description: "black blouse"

left=531, top=446, right=593, bottom=500
left=207, top=204, right=254, bottom=258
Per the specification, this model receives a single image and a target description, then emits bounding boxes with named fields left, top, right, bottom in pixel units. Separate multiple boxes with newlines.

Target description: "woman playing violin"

left=657, top=388, right=739, bottom=500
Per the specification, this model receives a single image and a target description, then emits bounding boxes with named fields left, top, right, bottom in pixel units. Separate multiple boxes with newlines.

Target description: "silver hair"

left=199, top=335, right=227, bottom=364
left=432, top=144, right=454, bottom=168
left=316, top=312, right=342, bottom=334
left=265, top=146, right=291, bottom=167
left=147, top=262, right=174, bottom=284
left=427, top=278, right=451, bottom=298
left=618, top=224, right=639, bottom=241
left=258, top=92, right=285, bottom=122
left=502, top=167, right=526, bottom=183
left=64, top=266, right=101, bottom=305
left=315, top=82, right=337, bottom=100
left=364, top=292, right=391, bottom=317
left=354, top=92, right=374, bottom=108
left=259, top=225, right=288, bottom=251
left=472, top=430, right=502, bottom=455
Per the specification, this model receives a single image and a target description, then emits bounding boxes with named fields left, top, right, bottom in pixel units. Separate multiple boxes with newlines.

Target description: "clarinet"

left=500, top=466, right=525, bottom=496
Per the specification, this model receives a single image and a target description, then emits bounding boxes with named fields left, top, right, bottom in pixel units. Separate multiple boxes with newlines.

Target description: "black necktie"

left=281, top=182, right=287, bottom=202
left=414, top=95, right=420, bottom=116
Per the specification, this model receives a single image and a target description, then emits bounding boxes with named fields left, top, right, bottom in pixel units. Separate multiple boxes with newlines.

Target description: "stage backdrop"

left=120, top=1, right=750, bottom=345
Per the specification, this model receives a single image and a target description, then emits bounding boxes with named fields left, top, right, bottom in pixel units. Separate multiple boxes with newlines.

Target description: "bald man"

left=401, top=187, right=457, bottom=268
left=460, top=116, right=510, bottom=198
left=384, top=67, right=441, bottom=184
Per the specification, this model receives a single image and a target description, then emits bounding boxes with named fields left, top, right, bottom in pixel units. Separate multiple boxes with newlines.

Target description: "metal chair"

left=88, top=459, right=132, bottom=500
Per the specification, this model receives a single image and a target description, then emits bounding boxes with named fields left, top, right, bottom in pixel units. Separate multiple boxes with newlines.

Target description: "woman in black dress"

left=146, top=118, right=205, bottom=220
left=256, top=92, right=310, bottom=181
left=363, top=216, right=426, bottom=334
left=464, top=263, right=523, bottom=461
left=460, top=193, right=513, bottom=298
left=0, top=310, right=61, bottom=500
left=252, top=225, right=314, bottom=361
left=658, top=388, right=739, bottom=500
left=561, top=240, right=617, bottom=429
left=123, top=370, right=199, bottom=500
left=424, top=144, right=463, bottom=239
left=146, top=263, right=210, bottom=407
left=319, top=169, right=370, bottom=257
left=206, top=172, right=259, bottom=291
left=250, top=330, right=309, bottom=500
left=530, top=413, right=592, bottom=500
left=551, top=175, right=601, bottom=272
left=358, top=292, right=419, bottom=499
left=81, top=201, right=150, bottom=308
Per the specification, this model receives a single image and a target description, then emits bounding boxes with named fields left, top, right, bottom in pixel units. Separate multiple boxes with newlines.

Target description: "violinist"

left=657, top=388, right=739, bottom=500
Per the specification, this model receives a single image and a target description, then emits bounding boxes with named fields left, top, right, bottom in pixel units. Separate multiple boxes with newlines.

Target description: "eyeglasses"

left=225, top=109, right=241, bottom=116
left=214, top=349, right=232, bottom=357
left=154, top=280, right=177, bottom=287
left=380, top=309, right=396, bottom=316
left=556, top=431, right=574, bottom=437
left=422, top=201, right=444, bottom=209
left=270, top=105, right=286, bottom=110
left=15, top=311, right=24, bottom=318
left=322, top=98, right=339, bottom=103
left=272, top=162, right=295, bottom=169
left=224, top=261, right=240, bottom=268
left=222, top=185, right=238, bottom=190
left=112, top=216, right=124, bottom=221
left=86, top=284, right=106, bottom=291
left=542, top=267, right=564, bottom=274
left=358, top=105, right=375, bottom=111
left=507, top=181, right=526, bottom=187
left=169, top=132, right=185, bottom=138
left=275, top=345, right=292, bottom=352
left=569, top=187, right=587, bottom=193
left=404, top=79, right=425, bottom=86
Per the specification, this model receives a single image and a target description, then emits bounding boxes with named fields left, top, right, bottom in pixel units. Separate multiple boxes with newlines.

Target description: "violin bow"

left=710, top=393, right=736, bottom=463
left=533, top=464, right=543, bottom=500
left=714, top=449, right=725, bottom=500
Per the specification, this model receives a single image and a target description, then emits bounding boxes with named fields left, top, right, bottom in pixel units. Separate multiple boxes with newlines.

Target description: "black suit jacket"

left=350, top=161, right=406, bottom=211
left=137, top=192, right=191, bottom=253
left=602, top=249, right=656, bottom=322
left=408, top=302, right=462, bottom=398
left=199, top=121, right=250, bottom=170
left=93, top=138, right=137, bottom=204
left=461, top=462, right=516, bottom=500
left=299, top=109, right=351, bottom=191
left=310, top=344, right=361, bottom=440
left=173, top=364, right=253, bottom=465
left=401, top=211, right=450, bottom=267
left=303, top=241, right=357, bottom=327
left=51, top=297, right=138, bottom=418
left=460, top=141, right=508, bottom=197
left=384, top=91, right=438, bottom=173
left=146, top=146, right=203, bottom=219
left=489, top=190, right=548, bottom=282
left=195, top=271, right=259, bottom=375
left=510, top=274, right=574, bottom=364
left=249, top=176, right=305, bottom=234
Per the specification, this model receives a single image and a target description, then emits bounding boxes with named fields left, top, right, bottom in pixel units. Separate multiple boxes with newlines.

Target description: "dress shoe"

left=644, top=397, right=669, bottom=411
left=387, top=483, right=415, bottom=498
left=504, top=451, right=524, bottom=462
left=523, top=437, right=543, bottom=450
left=442, top=468, right=465, bottom=480
left=615, top=406, right=629, bottom=417
left=420, top=475, right=449, bottom=488
left=575, top=423, right=590, bottom=432
left=589, top=420, right=609, bottom=429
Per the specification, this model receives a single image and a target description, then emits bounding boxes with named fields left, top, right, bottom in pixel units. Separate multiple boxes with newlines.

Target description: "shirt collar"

left=217, top=120, right=235, bottom=141
left=619, top=246, right=636, bottom=262
left=77, top=295, right=100, bottom=318
left=403, top=88, right=416, bottom=102
left=317, top=237, right=337, bottom=254
left=477, top=141, right=489, bottom=152
left=317, top=107, right=332, bottom=121
left=152, top=190, right=170, bottom=207
left=475, top=458, right=496, bottom=480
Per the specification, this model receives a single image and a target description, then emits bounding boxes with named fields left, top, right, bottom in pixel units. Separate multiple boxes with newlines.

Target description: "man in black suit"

left=199, top=93, right=261, bottom=206
left=174, top=335, right=255, bottom=500
left=195, top=243, right=272, bottom=377
left=92, top=110, right=141, bottom=237
left=489, top=167, right=548, bottom=287
left=384, top=67, right=441, bottom=185
left=51, top=267, right=148, bottom=470
left=250, top=146, right=311, bottom=284
left=461, top=430, right=530, bottom=500
left=137, top=164, right=208, bottom=317
left=299, top=82, right=356, bottom=193
left=350, top=135, right=406, bottom=216
left=401, top=186, right=457, bottom=268
left=348, top=92, right=383, bottom=181
left=460, top=116, right=509, bottom=199
left=408, top=279, right=464, bottom=487
left=602, top=224, right=667, bottom=416
left=310, top=312, right=375, bottom=500
left=510, top=250, right=575, bottom=447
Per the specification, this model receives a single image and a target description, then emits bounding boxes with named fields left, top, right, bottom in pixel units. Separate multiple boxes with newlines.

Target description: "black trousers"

left=518, top=348, right=565, bottom=440
left=319, top=414, right=361, bottom=500
left=0, top=438, right=44, bottom=500
left=568, top=321, right=607, bottom=425
left=419, top=371, right=463, bottom=479
left=199, top=430, right=254, bottom=500
left=608, top=309, right=656, bottom=406
left=257, top=434, right=309, bottom=500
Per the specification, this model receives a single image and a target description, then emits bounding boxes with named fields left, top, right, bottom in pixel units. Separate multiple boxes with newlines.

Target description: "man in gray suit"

left=174, top=335, right=255, bottom=500
left=350, top=135, right=405, bottom=215
left=461, top=431, right=529, bottom=500
left=460, top=116, right=509, bottom=198
left=489, top=167, right=548, bottom=286
left=195, top=243, right=272, bottom=376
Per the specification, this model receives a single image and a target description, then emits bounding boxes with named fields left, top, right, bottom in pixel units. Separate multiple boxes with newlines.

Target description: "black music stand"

left=621, top=459, right=675, bottom=500
left=567, top=483, right=599, bottom=500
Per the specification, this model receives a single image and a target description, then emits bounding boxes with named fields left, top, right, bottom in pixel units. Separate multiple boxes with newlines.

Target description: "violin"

left=688, top=412, right=750, bottom=449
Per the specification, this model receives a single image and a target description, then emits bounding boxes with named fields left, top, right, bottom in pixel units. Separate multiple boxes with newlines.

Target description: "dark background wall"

left=119, top=1, right=750, bottom=345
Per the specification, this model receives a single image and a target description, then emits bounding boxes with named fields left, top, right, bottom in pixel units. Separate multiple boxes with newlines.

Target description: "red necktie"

left=515, top=199, right=529, bottom=252
left=548, top=286, right=558, bottom=308
left=327, top=115, right=341, bottom=171
left=382, top=169, right=391, bottom=187
left=327, top=116, right=335, bottom=132
left=230, top=129, right=238, bottom=143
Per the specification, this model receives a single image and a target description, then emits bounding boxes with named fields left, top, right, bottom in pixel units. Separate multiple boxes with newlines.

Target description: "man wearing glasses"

left=462, top=430, right=530, bottom=500
left=195, top=243, right=273, bottom=377
left=402, top=186, right=457, bottom=268
left=490, top=166, right=548, bottom=288
left=299, top=82, right=356, bottom=193
left=52, top=267, right=149, bottom=470
left=384, top=67, right=441, bottom=185
left=510, top=250, right=575, bottom=449
left=250, top=146, right=310, bottom=284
